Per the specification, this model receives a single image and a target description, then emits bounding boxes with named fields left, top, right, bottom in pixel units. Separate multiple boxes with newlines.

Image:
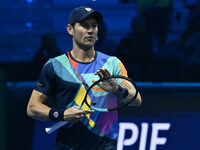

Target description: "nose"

left=87, top=26, right=95, bottom=34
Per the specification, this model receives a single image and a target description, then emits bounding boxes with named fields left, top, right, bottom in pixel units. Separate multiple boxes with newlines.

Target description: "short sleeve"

left=112, top=57, right=127, bottom=77
left=34, top=60, right=55, bottom=96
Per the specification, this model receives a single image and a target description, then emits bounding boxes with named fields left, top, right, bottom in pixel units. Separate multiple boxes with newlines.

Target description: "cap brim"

left=89, top=11, right=103, bottom=23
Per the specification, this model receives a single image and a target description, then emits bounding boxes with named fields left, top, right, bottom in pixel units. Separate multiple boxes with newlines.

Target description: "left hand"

left=93, top=68, right=118, bottom=93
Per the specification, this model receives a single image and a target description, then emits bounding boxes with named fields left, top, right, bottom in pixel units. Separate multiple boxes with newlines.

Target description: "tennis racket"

left=45, top=75, right=138, bottom=134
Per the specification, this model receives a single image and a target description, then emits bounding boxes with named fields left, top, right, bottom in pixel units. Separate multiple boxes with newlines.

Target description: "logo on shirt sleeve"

left=37, top=82, right=43, bottom=87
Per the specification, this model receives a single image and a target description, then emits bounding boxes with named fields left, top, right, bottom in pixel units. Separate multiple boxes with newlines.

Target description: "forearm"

left=128, top=92, right=142, bottom=106
left=27, top=101, right=51, bottom=121
left=27, top=90, right=51, bottom=121
left=119, top=83, right=142, bottom=107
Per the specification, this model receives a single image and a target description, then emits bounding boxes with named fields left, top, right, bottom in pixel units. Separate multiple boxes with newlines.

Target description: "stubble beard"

left=75, top=39, right=95, bottom=51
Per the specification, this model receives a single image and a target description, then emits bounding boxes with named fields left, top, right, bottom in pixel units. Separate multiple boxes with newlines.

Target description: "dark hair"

left=71, top=22, right=75, bottom=28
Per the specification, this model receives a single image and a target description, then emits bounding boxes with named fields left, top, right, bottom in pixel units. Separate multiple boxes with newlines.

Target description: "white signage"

left=117, top=122, right=171, bottom=150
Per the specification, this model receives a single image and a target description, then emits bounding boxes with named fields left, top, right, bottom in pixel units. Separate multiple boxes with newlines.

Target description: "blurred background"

left=0, top=0, right=200, bottom=150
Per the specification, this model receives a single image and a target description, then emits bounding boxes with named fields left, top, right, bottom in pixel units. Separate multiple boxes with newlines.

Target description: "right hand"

left=63, top=106, right=94, bottom=123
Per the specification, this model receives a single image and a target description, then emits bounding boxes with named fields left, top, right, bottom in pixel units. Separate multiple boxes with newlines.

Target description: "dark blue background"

left=119, top=112, right=200, bottom=150
left=1, top=0, right=200, bottom=82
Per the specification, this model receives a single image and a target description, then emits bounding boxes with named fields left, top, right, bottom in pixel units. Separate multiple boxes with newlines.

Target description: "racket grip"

left=45, top=121, right=67, bottom=134
left=45, top=105, right=83, bottom=134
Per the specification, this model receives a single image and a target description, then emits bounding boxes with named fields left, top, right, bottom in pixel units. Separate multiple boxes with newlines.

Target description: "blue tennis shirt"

left=34, top=51, right=127, bottom=149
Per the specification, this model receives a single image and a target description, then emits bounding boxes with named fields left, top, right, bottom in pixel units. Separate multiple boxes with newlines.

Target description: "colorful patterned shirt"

left=34, top=51, right=127, bottom=149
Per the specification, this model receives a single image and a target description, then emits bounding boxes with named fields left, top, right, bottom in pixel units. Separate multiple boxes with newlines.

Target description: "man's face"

left=69, top=18, right=98, bottom=49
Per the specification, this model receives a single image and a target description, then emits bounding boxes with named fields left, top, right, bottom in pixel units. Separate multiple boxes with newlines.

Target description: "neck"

left=70, top=47, right=95, bottom=63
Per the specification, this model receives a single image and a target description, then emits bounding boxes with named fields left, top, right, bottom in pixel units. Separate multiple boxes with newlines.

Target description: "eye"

left=92, top=24, right=97, bottom=28
left=80, top=22, right=88, bottom=28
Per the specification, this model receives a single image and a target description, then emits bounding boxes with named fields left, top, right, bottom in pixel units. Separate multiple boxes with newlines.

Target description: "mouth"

left=85, top=36, right=95, bottom=41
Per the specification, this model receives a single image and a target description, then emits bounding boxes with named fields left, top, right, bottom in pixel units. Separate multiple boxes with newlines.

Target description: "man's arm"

left=128, top=88, right=142, bottom=106
left=27, top=90, right=94, bottom=122
left=27, top=90, right=50, bottom=121
left=119, top=80, right=142, bottom=107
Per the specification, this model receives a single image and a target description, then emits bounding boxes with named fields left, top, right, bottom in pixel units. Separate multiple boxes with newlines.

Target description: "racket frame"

left=83, top=75, right=138, bottom=112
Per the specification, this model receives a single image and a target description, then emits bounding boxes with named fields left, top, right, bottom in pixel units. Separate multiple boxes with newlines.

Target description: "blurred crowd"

left=1, top=0, right=200, bottom=82
left=119, top=0, right=200, bottom=82
left=97, top=0, right=200, bottom=82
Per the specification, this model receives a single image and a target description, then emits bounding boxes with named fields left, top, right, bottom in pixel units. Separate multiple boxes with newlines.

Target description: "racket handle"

left=45, top=105, right=83, bottom=134
left=45, top=121, right=67, bottom=134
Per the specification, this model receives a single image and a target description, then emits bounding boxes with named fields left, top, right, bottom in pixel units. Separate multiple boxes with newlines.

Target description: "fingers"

left=64, top=106, right=95, bottom=123
left=104, top=68, right=111, bottom=76
left=94, top=68, right=111, bottom=79
left=72, top=106, right=79, bottom=109
left=79, top=113, right=86, bottom=118
left=72, top=105, right=94, bottom=114
left=77, top=110, right=94, bottom=119
left=79, top=109, right=95, bottom=115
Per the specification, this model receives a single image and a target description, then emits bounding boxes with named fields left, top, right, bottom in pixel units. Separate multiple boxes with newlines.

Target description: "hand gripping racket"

left=45, top=75, right=138, bottom=134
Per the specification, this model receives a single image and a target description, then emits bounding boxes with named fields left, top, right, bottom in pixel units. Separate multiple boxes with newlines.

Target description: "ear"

left=67, top=24, right=73, bottom=36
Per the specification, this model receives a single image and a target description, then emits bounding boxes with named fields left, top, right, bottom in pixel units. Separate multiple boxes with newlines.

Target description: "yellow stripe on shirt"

left=74, top=84, right=95, bottom=128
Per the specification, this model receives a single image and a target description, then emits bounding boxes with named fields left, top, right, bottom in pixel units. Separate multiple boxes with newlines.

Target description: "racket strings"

left=86, top=78, right=136, bottom=110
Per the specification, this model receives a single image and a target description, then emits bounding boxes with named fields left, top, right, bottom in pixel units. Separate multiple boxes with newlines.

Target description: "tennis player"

left=27, top=6, right=142, bottom=150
